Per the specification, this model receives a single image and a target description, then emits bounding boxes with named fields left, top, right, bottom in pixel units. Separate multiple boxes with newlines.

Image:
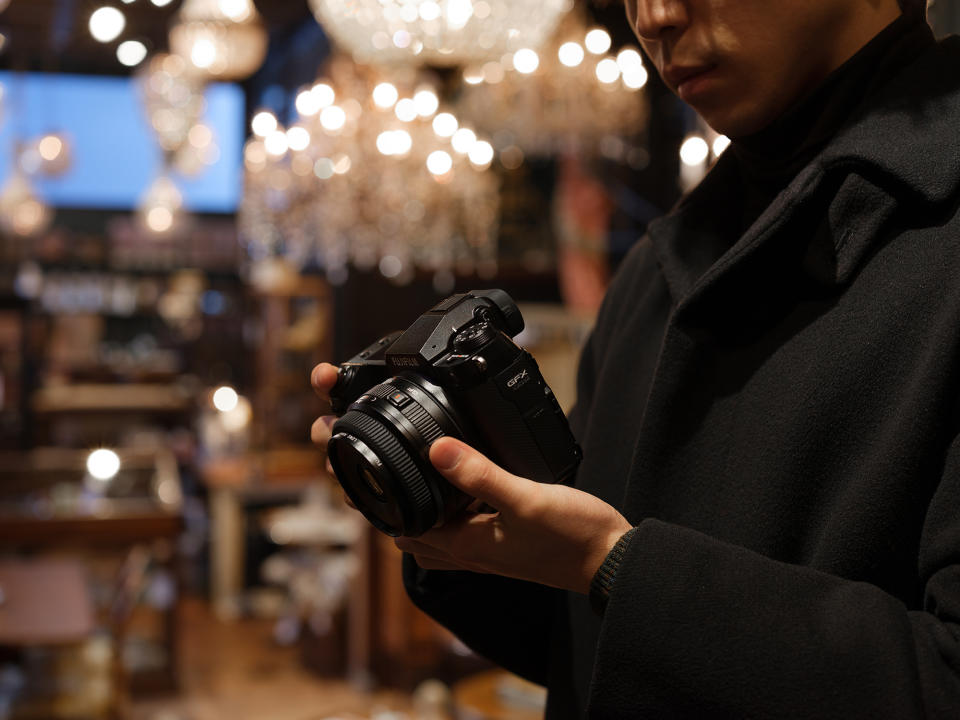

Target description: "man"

left=312, top=0, right=960, bottom=715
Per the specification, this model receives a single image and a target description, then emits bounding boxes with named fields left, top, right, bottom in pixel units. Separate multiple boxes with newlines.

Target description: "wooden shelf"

left=32, top=383, right=192, bottom=414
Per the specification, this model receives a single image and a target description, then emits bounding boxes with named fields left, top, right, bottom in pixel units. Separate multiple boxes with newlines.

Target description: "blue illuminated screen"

left=0, top=71, right=244, bottom=213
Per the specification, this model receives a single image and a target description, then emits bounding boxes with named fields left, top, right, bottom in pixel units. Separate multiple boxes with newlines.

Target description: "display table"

left=200, top=448, right=326, bottom=620
left=0, top=447, right=183, bottom=692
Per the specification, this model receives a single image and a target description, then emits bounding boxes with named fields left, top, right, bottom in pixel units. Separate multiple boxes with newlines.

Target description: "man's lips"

left=663, top=64, right=717, bottom=92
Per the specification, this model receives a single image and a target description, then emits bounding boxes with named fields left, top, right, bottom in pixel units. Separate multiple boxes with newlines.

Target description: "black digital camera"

left=327, top=289, right=582, bottom=537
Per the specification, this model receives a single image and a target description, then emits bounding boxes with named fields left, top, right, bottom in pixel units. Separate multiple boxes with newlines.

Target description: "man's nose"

left=630, top=0, right=689, bottom=42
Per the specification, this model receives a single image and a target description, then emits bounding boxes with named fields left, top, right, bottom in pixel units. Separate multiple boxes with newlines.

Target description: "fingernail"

left=323, top=415, right=336, bottom=429
left=431, top=440, right=461, bottom=471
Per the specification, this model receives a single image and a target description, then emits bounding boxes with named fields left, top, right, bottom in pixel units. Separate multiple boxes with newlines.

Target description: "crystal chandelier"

left=239, top=56, right=500, bottom=288
left=308, top=0, right=573, bottom=66
left=169, top=0, right=269, bottom=81
left=453, top=12, right=649, bottom=158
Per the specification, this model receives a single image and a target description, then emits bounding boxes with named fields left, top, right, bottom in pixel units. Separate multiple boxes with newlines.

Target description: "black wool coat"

left=405, top=27, right=960, bottom=719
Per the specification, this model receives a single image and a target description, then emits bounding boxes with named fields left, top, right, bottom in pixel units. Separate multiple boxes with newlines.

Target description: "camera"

left=327, top=289, right=582, bottom=537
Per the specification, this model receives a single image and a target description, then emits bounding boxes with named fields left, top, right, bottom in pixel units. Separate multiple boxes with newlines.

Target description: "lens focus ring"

left=337, top=409, right=435, bottom=531
left=367, top=382, right=445, bottom=446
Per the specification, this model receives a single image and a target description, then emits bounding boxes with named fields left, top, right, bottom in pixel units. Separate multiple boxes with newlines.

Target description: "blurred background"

left=0, top=1, right=955, bottom=719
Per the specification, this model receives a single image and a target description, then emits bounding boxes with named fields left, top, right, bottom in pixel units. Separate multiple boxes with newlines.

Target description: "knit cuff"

left=589, top=526, right=638, bottom=616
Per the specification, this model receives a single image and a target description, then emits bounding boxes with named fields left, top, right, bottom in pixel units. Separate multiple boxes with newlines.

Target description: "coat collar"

left=648, top=30, right=958, bottom=327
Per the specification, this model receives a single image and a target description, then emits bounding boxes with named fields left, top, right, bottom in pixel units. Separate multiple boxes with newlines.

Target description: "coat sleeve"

left=588, top=439, right=960, bottom=718
left=402, top=554, right=559, bottom=685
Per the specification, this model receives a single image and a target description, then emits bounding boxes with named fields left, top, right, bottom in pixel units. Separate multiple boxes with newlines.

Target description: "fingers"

left=395, top=537, right=476, bottom=572
left=311, top=363, right=339, bottom=399
left=429, top=437, right=538, bottom=513
left=310, top=415, right=336, bottom=445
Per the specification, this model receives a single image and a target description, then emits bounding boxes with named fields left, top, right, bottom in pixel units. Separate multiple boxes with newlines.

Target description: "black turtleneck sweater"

left=732, top=12, right=933, bottom=236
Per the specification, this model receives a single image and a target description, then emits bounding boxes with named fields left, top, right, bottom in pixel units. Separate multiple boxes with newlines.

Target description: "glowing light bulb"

left=558, top=42, right=584, bottom=67
left=468, top=140, right=494, bottom=168
left=264, top=129, right=288, bottom=156
left=616, top=48, right=644, bottom=74
left=191, top=37, right=217, bottom=69
left=146, top=206, right=174, bottom=233
left=296, top=89, right=322, bottom=116
left=413, top=88, right=439, bottom=117
left=426, top=150, right=453, bottom=176
left=432, top=112, right=458, bottom=138
left=596, top=58, right=620, bottom=84
left=373, top=82, right=399, bottom=109
left=419, top=2, right=441, bottom=21
left=312, top=83, right=335, bottom=108
left=451, top=127, right=477, bottom=154
left=680, top=135, right=710, bottom=166
left=320, top=105, right=346, bottom=131
left=37, top=135, right=63, bottom=162
left=394, top=98, right=418, bottom=122
left=623, top=65, right=648, bottom=89
left=286, top=126, right=311, bottom=151
left=89, top=7, right=125, bottom=43
left=213, top=385, right=239, bottom=412
left=445, top=0, right=474, bottom=29
left=585, top=28, right=611, bottom=54
left=251, top=111, right=277, bottom=137
left=87, top=449, right=121, bottom=480
left=376, top=129, right=412, bottom=156
left=513, top=48, right=539, bottom=74
left=117, top=40, right=148, bottom=67
left=218, top=0, right=252, bottom=22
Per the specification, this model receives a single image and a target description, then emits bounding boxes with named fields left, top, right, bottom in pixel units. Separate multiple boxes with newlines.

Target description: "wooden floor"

left=129, top=597, right=412, bottom=720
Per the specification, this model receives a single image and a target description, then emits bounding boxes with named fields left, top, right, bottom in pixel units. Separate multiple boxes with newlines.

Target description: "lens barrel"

left=328, top=374, right=470, bottom=536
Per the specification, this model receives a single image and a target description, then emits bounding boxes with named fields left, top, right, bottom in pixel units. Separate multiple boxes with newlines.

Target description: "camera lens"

left=328, top=374, right=473, bottom=537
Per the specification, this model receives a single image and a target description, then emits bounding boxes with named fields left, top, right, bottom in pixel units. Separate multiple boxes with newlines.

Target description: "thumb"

left=429, top=437, right=536, bottom=512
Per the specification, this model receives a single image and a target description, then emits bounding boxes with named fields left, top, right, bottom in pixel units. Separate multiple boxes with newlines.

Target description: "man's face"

left=625, top=0, right=900, bottom=137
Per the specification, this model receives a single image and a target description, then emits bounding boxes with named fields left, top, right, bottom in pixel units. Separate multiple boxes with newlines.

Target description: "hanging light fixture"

left=453, top=13, right=648, bottom=159
left=309, top=0, right=573, bottom=67
left=138, top=53, right=207, bottom=155
left=168, top=0, right=269, bottom=81
left=239, top=56, right=500, bottom=288
left=137, top=174, right=184, bottom=236
left=0, top=172, right=53, bottom=238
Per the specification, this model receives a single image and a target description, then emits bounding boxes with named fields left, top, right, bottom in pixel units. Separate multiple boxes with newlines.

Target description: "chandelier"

left=453, top=12, right=649, bottom=157
left=168, top=0, right=269, bottom=81
left=308, top=0, right=573, bottom=66
left=138, top=54, right=207, bottom=156
left=239, top=56, right=500, bottom=289
left=136, top=53, right=222, bottom=238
